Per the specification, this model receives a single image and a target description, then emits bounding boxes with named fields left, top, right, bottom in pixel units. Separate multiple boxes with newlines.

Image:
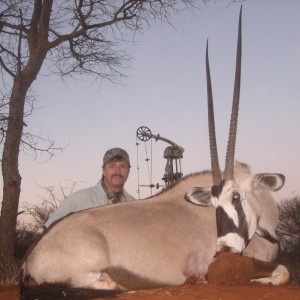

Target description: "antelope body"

left=21, top=164, right=286, bottom=291
left=20, top=7, right=289, bottom=299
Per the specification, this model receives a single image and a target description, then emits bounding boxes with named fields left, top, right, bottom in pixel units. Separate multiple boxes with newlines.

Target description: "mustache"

left=111, top=174, right=124, bottom=179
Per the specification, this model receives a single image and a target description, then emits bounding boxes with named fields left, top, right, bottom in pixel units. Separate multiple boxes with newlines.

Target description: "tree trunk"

left=0, top=56, right=48, bottom=259
left=0, top=67, right=47, bottom=258
left=0, top=76, right=26, bottom=258
left=0, top=0, right=53, bottom=259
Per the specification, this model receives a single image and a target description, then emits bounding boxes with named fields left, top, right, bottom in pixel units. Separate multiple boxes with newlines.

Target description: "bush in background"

left=276, top=195, right=300, bottom=285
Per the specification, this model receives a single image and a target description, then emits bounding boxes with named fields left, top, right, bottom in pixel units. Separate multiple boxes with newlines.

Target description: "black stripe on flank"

left=19, top=284, right=125, bottom=300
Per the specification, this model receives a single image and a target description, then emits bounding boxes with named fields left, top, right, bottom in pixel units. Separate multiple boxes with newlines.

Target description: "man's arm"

left=44, top=196, right=75, bottom=227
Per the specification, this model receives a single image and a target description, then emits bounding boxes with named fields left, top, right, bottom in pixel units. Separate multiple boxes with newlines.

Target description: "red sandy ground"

left=1, top=252, right=299, bottom=300
left=1, top=284, right=300, bottom=300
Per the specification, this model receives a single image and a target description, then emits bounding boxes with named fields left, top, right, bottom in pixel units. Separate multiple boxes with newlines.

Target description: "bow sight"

left=136, top=126, right=184, bottom=191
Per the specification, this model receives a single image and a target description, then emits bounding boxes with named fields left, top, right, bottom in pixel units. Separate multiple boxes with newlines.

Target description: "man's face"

left=103, top=158, right=130, bottom=192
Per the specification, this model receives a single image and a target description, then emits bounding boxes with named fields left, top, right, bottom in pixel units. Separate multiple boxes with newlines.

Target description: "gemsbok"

left=20, top=7, right=289, bottom=300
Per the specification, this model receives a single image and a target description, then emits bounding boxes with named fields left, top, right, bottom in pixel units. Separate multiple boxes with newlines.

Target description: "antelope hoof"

left=90, top=272, right=125, bottom=290
left=251, top=264, right=290, bottom=286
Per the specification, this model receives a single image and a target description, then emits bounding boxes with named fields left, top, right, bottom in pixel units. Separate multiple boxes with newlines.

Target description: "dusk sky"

left=2, top=0, right=299, bottom=212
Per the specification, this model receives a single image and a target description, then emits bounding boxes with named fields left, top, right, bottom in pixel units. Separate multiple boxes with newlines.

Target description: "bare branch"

left=0, top=56, right=16, bottom=77
left=21, top=180, right=87, bottom=229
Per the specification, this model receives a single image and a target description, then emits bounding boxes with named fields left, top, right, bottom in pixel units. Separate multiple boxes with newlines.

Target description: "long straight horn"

left=224, top=6, right=242, bottom=181
left=206, top=40, right=222, bottom=185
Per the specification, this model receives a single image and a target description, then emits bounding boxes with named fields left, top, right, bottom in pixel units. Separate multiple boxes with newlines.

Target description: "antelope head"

left=185, top=7, right=285, bottom=254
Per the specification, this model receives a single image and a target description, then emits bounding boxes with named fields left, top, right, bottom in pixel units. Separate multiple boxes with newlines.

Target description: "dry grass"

left=0, top=255, right=20, bottom=285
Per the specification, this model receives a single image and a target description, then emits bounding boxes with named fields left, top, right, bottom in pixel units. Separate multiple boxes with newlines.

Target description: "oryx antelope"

left=20, top=8, right=289, bottom=299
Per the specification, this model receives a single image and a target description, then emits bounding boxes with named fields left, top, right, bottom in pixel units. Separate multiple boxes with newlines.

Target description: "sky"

left=2, top=0, right=299, bottom=212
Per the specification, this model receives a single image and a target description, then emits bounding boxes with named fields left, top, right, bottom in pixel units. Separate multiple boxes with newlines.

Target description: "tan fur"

left=21, top=162, right=286, bottom=290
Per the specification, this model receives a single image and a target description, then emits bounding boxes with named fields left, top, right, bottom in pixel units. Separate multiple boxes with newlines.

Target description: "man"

left=45, top=147, right=135, bottom=227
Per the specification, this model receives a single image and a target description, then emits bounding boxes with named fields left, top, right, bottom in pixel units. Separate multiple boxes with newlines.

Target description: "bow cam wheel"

left=136, top=126, right=152, bottom=141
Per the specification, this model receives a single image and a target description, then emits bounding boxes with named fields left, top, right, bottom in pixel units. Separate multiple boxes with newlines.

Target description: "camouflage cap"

left=103, top=147, right=130, bottom=166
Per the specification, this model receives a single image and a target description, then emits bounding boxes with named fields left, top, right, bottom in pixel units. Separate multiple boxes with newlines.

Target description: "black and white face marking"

left=212, top=180, right=258, bottom=253
left=184, top=170, right=284, bottom=255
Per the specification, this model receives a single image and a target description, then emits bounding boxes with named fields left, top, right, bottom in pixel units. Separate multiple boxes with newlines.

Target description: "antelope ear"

left=184, top=187, right=212, bottom=206
left=252, top=173, right=285, bottom=192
